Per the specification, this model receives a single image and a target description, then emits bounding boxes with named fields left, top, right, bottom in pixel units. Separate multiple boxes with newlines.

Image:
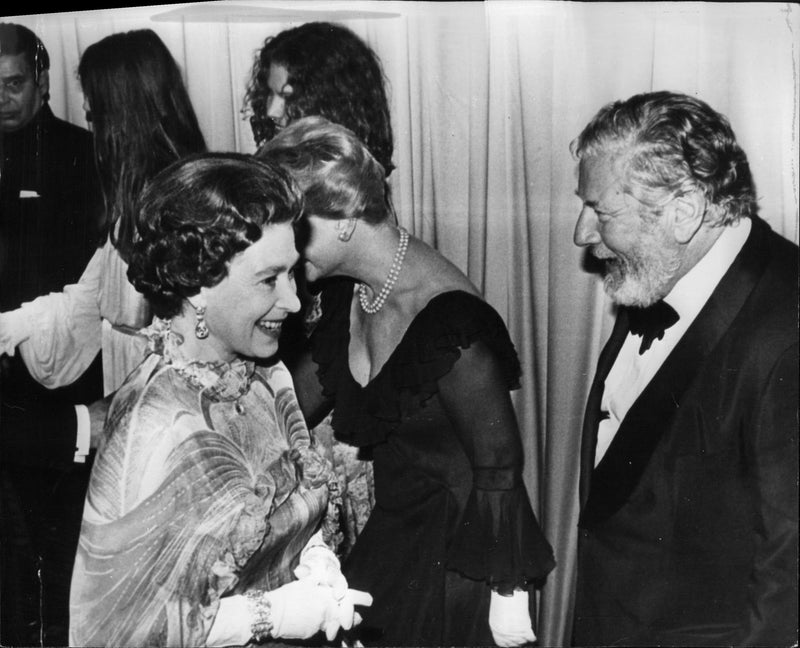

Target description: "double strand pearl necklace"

left=358, top=227, right=410, bottom=315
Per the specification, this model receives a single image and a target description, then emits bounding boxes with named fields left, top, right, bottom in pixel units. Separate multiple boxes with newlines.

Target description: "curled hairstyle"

left=78, top=29, right=207, bottom=260
left=258, top=115, right=391, bottom=225
left=245, top=22, right=394, bottom=176
left=128, top=153, right=303, bottom=319
left=570, top=90, right=757, bottom=225
left=0, top=22, right=49, bottom=98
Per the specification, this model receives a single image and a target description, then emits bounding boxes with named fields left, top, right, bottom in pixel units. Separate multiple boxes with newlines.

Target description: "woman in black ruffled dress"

left=260, top=116, right=555, bottom=647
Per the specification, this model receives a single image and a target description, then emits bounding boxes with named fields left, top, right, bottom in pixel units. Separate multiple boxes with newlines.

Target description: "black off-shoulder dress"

left=312, top=280, right=555, bottom=646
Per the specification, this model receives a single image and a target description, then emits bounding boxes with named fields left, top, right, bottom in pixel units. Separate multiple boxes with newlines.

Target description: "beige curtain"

left=8, top=2, right=799, bottom=645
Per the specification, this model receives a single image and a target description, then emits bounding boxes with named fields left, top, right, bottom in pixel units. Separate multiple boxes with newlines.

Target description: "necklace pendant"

left=235, top=400, right=245, bottom=415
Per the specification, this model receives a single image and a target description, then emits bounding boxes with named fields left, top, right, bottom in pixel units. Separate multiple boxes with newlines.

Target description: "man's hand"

left=0, top=311, right=29, bottom=357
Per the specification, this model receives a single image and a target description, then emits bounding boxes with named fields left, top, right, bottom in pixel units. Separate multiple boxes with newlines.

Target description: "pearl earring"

left=337, top=218, right=355, bottom=242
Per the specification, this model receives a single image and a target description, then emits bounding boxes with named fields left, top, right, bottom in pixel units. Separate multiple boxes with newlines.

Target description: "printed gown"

left=70, top=325, right=336, bottom=646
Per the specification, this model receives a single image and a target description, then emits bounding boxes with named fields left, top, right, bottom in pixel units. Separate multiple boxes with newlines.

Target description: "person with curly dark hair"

left=0, top=29, right=207, bottom=396
left=244, top=21, right=394, bottom=177
left=70, top=152, right=372, bottom=647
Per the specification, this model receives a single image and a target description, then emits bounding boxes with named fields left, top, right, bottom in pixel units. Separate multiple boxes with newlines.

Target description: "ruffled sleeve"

left=446, top=473, right=556, bottom=592
left=411, top=294, right=554, bottom=590
left=314, top=287, right=525, bottom=448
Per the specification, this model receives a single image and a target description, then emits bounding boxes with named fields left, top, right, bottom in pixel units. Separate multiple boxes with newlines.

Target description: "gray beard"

left=601, top=248, right=681, bottom=307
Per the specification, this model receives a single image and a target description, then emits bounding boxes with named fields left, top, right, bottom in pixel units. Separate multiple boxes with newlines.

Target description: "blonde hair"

left=257, top=115, right=392, bottom=224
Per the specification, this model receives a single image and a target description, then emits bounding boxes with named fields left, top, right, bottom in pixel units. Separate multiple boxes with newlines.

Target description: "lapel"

left=578, top=311, right=628, bottom=509
left=579, top=217, right=771, bottom=527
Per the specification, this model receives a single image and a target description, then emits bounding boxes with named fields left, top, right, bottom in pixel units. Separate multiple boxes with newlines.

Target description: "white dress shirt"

left=74, top=404, right=91, bottom=463
left=595, top=219, right=751, bottom=466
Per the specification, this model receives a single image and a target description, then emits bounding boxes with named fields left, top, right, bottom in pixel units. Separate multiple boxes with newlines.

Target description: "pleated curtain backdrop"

left=7, top=2, right=799, bottom=645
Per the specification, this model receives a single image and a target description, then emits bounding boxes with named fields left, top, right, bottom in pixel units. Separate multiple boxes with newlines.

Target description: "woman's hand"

left=294, top=539, right=373, bottom=636
left=205, top=583, right=373, bottom=647
left=294, top=540, right=347, bottom=595
left=268, top=579, right=372, bottom=641
left=489, top=590, right=536, bottom=647
left=0, top=311, right=29, bottom=356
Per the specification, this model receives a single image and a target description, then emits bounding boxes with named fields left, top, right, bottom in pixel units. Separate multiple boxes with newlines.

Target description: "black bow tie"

left=627, top=300, right=680, bottom=354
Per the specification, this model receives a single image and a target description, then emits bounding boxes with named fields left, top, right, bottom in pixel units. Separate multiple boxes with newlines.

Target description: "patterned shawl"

left=70, top=325, right=334, bottom=646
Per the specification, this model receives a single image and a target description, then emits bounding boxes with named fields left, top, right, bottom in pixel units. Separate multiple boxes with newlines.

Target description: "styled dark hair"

left=0, top=22, right=50, bottom=98
left=78, top=29, right=207, bottom=260
left=570, top=90, right=757, bottom=225
left=258, top=115, right=391, bottom=225
left=128, top=153, right=303, bottom=319
left=245, top=22, right=394, bottom=176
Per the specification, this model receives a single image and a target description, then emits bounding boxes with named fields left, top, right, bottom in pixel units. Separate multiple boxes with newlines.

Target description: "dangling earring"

left=194, top=306, right=209, bottom=339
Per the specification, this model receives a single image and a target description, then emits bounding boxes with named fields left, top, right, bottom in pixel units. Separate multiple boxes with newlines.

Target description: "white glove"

left=489, top=590, right=536, bottom=647
left=0, top=310, right=29, bottom=357
left=268, top=579, right=373, bottom=641
left=294, top=541, right=367, bottom=630
left=295, top=534, right=348, bottom=597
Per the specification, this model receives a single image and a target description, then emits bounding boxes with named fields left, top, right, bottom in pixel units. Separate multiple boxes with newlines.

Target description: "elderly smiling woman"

left=68, top=153, right=370, bottom=647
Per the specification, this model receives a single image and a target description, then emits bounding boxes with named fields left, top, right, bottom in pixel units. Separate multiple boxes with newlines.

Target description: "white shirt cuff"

left=74, top=404, right=90, bottom=463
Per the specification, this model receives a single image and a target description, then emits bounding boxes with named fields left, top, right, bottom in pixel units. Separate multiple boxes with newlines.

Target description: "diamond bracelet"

left=245, top=590, right=273, bottom=643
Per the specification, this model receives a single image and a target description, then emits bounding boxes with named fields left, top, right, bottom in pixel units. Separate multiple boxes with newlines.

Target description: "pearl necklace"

left=358, top=227, right=410, bottom=314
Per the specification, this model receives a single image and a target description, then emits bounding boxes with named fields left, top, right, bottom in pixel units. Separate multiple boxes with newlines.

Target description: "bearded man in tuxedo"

left=571, top=90, right=797, bottom=647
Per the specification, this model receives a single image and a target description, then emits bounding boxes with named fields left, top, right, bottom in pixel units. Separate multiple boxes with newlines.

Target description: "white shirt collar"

left=664, top=218, right=752, bottom=322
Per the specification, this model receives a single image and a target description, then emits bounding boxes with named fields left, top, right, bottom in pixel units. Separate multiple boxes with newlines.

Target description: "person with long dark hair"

left=245, top=21, right=394, bottom=176
left=0, top=29, right=207, bottom=396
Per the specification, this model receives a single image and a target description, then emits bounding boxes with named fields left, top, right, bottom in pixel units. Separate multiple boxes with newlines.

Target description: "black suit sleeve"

left=0, top=401, right=78, bottom=467
left=740, top=342, right=799, bottom=645
left=0, top=352, right=102, bottom=468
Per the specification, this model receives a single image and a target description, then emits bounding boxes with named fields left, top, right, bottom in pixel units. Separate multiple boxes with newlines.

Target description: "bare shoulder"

left=404, top=237, right=480, bottom=309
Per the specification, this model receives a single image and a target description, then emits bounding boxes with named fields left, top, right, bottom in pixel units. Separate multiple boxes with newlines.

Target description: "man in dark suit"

left=570, top=91, right=798, bottom=646
left=0, top=22, right=104, bottom=646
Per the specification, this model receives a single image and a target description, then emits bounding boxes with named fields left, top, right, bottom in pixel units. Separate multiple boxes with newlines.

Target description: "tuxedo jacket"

left=573, top=216, right=798, bottom=647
